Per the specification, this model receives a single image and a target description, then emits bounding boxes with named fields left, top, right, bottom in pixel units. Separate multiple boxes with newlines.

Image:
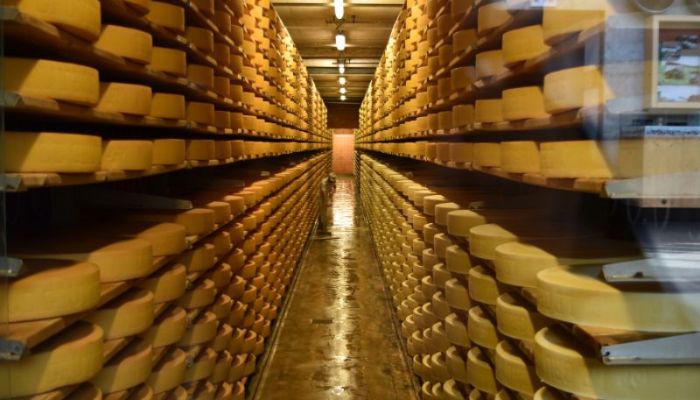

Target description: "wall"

left=327, top=103, right=360, bottom=129
left=332, top=129, right=355, bottom=175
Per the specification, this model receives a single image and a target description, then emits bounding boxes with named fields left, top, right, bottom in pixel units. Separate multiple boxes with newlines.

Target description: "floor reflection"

left=253, top=176, right=417, bottom=400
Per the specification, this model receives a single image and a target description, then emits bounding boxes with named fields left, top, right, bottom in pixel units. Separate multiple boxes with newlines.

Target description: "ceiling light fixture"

left=335, top=32, right=346, bottom=51
left=339, top=76, right=347, bottom=85
left=341, top=95, right=347, bottom=101
left=338, top=60, right=346, bottom=74
left=339, top=87, right=347, bottom=94
left=334, top=0, right=344, bottom=20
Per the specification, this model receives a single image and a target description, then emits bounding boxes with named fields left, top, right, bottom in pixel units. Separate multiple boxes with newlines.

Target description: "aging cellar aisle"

left=251, top=177, right=419, bottom=400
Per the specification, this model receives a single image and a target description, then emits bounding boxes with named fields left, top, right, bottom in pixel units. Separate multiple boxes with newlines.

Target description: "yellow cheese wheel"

left=494, top=238, right=640, bottom=288
left=186, top=27, right=214, bottom=54
left=446, top=346, right=469, bottom=383
left=140, top=306, right=187, bottom=348
left=534, top=386, right=564, bottom=400
left=499, top=141, right=541, bottom=173
left=186, top=139, right=216, bottom=161
left=3, top=131, right=102, bottom=173
left=502, top=87, right=549, bottom=121
left=475, top=100, right=503, bottom=124
left=475, top=50, right=508, bottom=80
left=542, top=1, right=610, bottom=44
left=85, top=289, right=154, bottom=339
left=208, top=264, right=233, bottom=289
left=452, top=105, right=474, bottom=129
left=152, top=138, right=186, bottom=165
left=468, top=266, right=502, bottom=306
left=183, top=348, right=216, bottom=383
left=211, top=351, right=233, bottom=383
left=146, top=2, right=185, bottom=33
left=477, top=2, right=510, bottom=35
left=453, top=29, right=478, bottom=54
left=151, top=93, right=186, bottom=120
left=212, top=323, right=234, bottom=352
left=467, top=347, right=499, bottom=395
left=147, top=348, right=186, bottom=393
left=214, top=140, right=233, bottom=159
left=538, top=265, right=700, bottom=332
left=214, top=76, right=231, bottom=98
left=473, top=143, right=501, bottom=167
left=535, top=327, right=700, bottom=400
left=468, top=306, right=499, bottom=350
left=0, top=260, right=100, bottom=323
left=178, top=311, right=218, bottom=346
left=186, top=102, right=216, bottom=125
left=150, top=48, right=187, bottom=77
left=452, top=66, right=476, bottom=92
left=187, top=65, right=214, bottom=90
left=70, top=383, right=104, bottom=399
left=178, top=278, right=216, bottom=309
left=495, top=341, right=540, bottom=395
left=496, top=293, right=549, bottom=343
left=544, top=66, right=611, bottom=114
left=101, top=140, right=153, bottom=171
left=97, top=82, right=152, bottom=116
left=92, top=339, right=153, bottom=393
left=445, top=313, right=471, bottom=348
left=3, top=58, right=99, bottom=105
left=539, top=140, right=613, bottom=178
left=0, top=322, right=104, bottom=398
left=138, top=264, right=186, bottom=303
left=215, top=111, right=231, bottom=129
left=128, top=209, right=215, bottom=236
left=7, top=0, right=101, bottom=40
left=445, top=278, right=471, bottom=311
left=95, top=25, right=153, bottom=64
left=446, top=245, right=472, bottom=275
left=502, top=25, right=551, bottom=66
left=13, top=237, right=153, bottom=282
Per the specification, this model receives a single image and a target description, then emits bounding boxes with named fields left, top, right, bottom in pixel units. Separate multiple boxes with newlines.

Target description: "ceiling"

left=272, top=0, right=403, bottom=104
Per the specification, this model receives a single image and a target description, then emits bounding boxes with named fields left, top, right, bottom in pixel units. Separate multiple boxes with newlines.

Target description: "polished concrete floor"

left=252, top=177, right=418, bottom=400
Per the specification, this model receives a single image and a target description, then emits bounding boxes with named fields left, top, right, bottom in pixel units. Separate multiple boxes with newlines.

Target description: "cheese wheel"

left=453, top=29, right=478, bottom=54
left=140, top=306, right=187, bottom=347
left=502, top=87, right=549, bottom=121
left=95, top=25, right=153, bottom=64
left=0, top=260, right=100, bottom=323
left=186, top=139, right=216, bottom=161
left=183, top=348, right=217, bottom=383
left=445, top=313, right=471, bottom=348
left=208, top=264, right=233, bottom=289
left=452, top=66, right=476, bottom=91
left=70, top=383, right=104, bottom=399
left=138, top=264, right=186, bottom=303
left=500, top=141, right=540, bottom=173
left=178, top=279, right=216, bottom=309
left=446, top=245, right=472, bottom=275
left=13, top=237, right=153, bottom=282
left=538, top=265, right=700, bottom=332
left=178, top=311, right=218, bottom=346
left=212, top=323, right=234, bottom=352
left=496, top=293, right=549, bottom=343
left=475, top=50, right=508, bottom=80
left=150, top=48, right=187, bottom=77
left=468, top=266, right=502, bottom=306
left=151, top=93, right=186, bottom=120
left=101, top=140, right=153, bottom=171
left=85, top=289, right=154, bottom=339
left=97, top=82, right=152, bottom=116
left=468, top=306, right=499, bottom=350
left=502, top=25, right=551, bottom=65
left=475, top=100, right=503, bottom=124
left=146, top=2, right=185, bottom=33
left=186, top=102, right=216, bottom=125
left=4, top=58, right=99, bottom=105
left=539, top=140, right=613, bottom=179
left=152, top=139, right=186, bottom=165
left=533, top=387, right=563, bottom=400
left=214, top=140, right=233, bottom=159
left=446, top=346, right=468, bottom=383
left=212, top=351, right=233, bottom=383
left=214, top=76, right=231, bottom=98
left=495, top=341, right=540, bottom=395
left=128, top=209, right=215, bottom=236
left=445, top=278, right=471, bottom=311
left=148, top=348, right=186, bottom=393
left=535, top=327, right=700, bottom=400
left=452, top=105, right=474, bottom=129
left=3, top=131, right=102, bottom=173
left=467, top=347, right=499, bottom=395
left=215, top=111, right=231, bottom=129
left=542, top=1, right=609, bottom=43
left=543, top=66, right=611, bottom=114
left=478, top=2, right=510, bottom=35
left=494, top=239, right=640, bottom=288
left=92, top=339, right=153, bottom=393
left=6, top=0, right=101, bottom=41
left=473, top=143, right=501, bottom=167
left=186, top=27, right=214, bottom=54
left=0, top=322, right=104, bottom=398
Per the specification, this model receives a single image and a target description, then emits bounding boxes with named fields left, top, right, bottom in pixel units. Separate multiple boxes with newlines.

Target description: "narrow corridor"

left=251, top=177, right=418, bottom=400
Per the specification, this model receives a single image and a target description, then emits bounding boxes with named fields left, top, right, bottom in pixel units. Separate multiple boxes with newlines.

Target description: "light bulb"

left=338, top=63, right=346, bottom=74
left=340, top=87, right=347, bottom=94
left=335, top=33, right=346, bottom=51
left=339, top=76, right=347, bottom=85
left=341, top=95, right=347, bottom=101
left=334, top=0, right=344, bottom=19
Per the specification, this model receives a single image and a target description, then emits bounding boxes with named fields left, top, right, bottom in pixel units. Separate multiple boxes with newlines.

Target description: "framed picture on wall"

left=647, top=15, right=700, bottom=110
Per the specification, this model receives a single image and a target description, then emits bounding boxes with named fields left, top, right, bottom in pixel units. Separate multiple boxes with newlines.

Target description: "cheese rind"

left=495, top=341, right=540, bottom=395
left=535, top=327, right=700, bottom=400
left=474, top=100, right=503, bottom=124
left=95, top=25, right=153, bottom=64
left=146, top=1, right=185, bottom=32
left=6, top=0, right=101, bottom=41
left=475, top=50, right=508, bottom=80
left=543, top=1, right=609, bottom=43
left=153, top=139, right=186, bottom=165
left=147, top=348, right=186, bottom=393
left=150, top=47, right=187, bottom=77
left=92, top=339, right=153, bottom=393
left=3, top=131, right=102, bottom=173
left=0, top=322, right=104, bottom=398
left=473, top=143, right=501, bottom=167
left=151, top=93, right=186, bottom=120
left=101, top=140, right=153, bottom=171
left=544, top=66, right=611, bottom=114
left=502, top=87, right=549, bottom=121
left=140, top=306, right=187, bottom=347
left=540, top=140, right=613, bottom=179
left=0, top=260, right=100, bottom=323
left=467, top=347, right=498, bottom=395
left=500, top=141, right=540, bottom=173
left=138, top=264, right=186, bottom=303
left=96, top=82, right=152, bottom=116
left=4, top=58, right=100, bottom=105
left=84, top=289, right=154, bottom=339
left=478, top=2, right=511, bottom=35
left=496, top=293, right=549, bottom=343
left=502, top=25, right=551, bottom=65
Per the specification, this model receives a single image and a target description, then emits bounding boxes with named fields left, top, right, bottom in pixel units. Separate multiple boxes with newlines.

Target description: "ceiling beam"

left=308, top=67, right=375, bottom=75
left=273, top=1, right=403, bottom=7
